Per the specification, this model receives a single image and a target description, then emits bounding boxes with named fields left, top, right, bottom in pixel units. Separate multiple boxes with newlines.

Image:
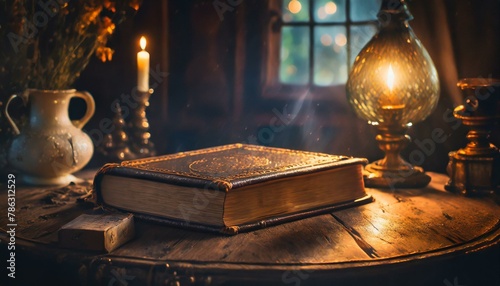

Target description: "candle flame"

left=387, top=65, right=395, bottom=91
left=140, top=36, right=147, bottom=50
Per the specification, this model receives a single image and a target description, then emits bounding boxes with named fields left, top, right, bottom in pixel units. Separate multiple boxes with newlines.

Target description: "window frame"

left=261, top=0, right=378, bottom=101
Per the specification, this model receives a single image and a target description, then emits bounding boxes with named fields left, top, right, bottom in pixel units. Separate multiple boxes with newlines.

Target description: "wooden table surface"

left=1, top=172, right=499, bottom=286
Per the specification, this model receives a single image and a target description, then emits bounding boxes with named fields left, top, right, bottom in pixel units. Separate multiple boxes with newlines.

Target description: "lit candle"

left=383, top=65, right=403, bottom=107
left=137, top=36, right=150, bottom=92
left=381, top=64, right=405, bottom=124
left=387, top=64, right=394, bottom=91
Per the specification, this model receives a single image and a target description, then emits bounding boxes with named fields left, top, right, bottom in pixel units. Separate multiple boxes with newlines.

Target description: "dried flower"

left=96, top=46, right=114, bottom=62
left=0, top=0, right=142, bottom=100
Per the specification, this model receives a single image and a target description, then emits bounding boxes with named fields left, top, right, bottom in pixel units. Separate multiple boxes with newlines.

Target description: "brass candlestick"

left=363, top=105, right=431, bottom=188
left=446, top=78, right=500, bottom=195
left=99, top=103, right=135, bottom=162
left=129, top=89, right=156, bottom=157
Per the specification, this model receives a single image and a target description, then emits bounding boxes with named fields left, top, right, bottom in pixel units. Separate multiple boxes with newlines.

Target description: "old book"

left=58, top=213, right=135, bottom=252
left=93, top=143, right=372, bottom=234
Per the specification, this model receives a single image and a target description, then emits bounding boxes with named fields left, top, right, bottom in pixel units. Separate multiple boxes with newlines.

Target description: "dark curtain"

left=403, top=0, right=500, bottom=173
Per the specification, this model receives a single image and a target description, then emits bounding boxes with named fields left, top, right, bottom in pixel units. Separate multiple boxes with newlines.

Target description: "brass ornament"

left=445, top=78, right=500, bottom=195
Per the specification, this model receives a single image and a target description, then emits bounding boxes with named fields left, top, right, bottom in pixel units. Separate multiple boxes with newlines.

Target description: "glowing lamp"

left=346, top=0, right=440, bottom=188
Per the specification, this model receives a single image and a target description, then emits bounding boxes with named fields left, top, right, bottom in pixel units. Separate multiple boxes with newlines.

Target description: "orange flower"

left=96, top=46, right=114, bottom=62
left=128, top=0, right=141, bottom=11
left=101, top=16, right=116, bottom=35
left=103, top=0, right=116, bottom=13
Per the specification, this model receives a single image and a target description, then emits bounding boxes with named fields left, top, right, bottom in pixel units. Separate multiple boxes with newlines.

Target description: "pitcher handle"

left=71, top=91, right=95, bottom=129
left=4, top=94, right=25, bottom=136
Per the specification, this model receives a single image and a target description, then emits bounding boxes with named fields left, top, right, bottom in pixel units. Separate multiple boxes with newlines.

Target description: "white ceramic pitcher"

left=5, top=89, right=95, bottom=185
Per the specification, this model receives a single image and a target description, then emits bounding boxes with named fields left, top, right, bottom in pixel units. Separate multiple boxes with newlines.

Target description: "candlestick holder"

left=98, top=103, right=136, bottom=162
left=445, top=78, right=500, bottom=195
left=129, top=88, right=156, bottom=158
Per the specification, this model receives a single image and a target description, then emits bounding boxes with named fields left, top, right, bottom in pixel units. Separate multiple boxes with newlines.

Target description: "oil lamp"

left=346, top=0, right=440, bottom=188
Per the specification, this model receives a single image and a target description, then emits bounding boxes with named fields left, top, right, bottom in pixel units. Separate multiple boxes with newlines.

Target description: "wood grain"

left=1, top=172, right=499, bottom=285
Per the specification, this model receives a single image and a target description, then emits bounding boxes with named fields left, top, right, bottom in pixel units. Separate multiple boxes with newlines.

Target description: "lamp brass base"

left=364, top=160, right=431, bottom=189
left=364, top=111, right=432, bottom=189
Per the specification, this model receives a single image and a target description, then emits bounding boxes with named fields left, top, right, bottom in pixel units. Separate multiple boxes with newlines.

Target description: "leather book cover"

left=95, top=143, right=368, bottom=190
left=94, top=143, right=372, bottom=234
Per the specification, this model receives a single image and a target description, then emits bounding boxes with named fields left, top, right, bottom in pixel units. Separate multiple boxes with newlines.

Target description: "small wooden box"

left=58, top=213, right=135, bottom=253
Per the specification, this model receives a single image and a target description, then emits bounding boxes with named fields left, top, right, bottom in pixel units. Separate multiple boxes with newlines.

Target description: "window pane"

left=280, top=26, right=310, bottom=84
left=350, top=0, right=382, bottom=22
left=314, top=26, right=347, bottom=86
left=282, top=0, right=309, bottom=23
left=349, top=24, right=378, bottom=65
left=314, top=0, right=346, bottom=23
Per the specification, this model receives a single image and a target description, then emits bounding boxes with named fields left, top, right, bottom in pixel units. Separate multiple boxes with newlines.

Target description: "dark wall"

left=75, top=0, right=500, bottom=173
left=164, top=0, right=381, bottom=161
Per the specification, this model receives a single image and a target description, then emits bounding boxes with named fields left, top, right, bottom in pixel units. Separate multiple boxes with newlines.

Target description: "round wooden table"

left=1, top=172, right=499, bottom=286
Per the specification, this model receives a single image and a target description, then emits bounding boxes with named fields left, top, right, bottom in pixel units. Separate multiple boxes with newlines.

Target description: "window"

left=263, top=0, right=381, bottom=98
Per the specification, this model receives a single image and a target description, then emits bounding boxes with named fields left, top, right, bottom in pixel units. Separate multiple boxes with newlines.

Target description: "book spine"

left=93, top=163, right=121, bottom=206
